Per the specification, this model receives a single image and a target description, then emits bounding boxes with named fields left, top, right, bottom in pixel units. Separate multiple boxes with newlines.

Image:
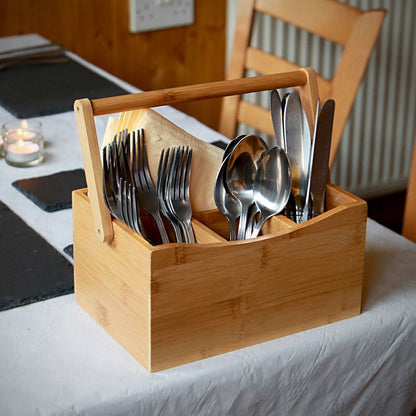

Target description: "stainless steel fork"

left=157, top=148, right=184, bottom=242
left=166, top=146, right=195, bottom=243
left=132, top=129, right=170, bottom=244
left=103, top=139, right=147, bottom=239
left=103, top=144, right=119, bottom=220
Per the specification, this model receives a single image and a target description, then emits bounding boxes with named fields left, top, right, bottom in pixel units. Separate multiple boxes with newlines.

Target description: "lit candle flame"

left=17, top=140, right=25, bottom=147
left=21, top=120, right=29, bottom=129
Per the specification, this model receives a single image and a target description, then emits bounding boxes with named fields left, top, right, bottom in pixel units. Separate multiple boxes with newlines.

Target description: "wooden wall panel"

left=0, top=0, right=225, bottom=129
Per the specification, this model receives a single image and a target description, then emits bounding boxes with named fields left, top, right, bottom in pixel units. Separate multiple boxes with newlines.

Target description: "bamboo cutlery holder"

left=73, top=68, right=367, bottom=372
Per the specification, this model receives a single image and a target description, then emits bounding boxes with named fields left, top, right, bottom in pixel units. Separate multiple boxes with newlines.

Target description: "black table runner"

left=0, top=201, right=74, bottom=311
left=0, top=56, right=128, bottom=118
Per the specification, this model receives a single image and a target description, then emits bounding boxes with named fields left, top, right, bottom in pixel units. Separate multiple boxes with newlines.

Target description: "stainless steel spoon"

left=250, top=147, right=292, bottom=238
left=214, top=154, right=242, bottom=240
left=223, top=134, right=247, bottom=161
left=225, top=135, right=268, bottom=240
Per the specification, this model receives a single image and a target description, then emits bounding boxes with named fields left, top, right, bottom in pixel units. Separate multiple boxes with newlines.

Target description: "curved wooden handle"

left=91, top=70, right=308, bottom=116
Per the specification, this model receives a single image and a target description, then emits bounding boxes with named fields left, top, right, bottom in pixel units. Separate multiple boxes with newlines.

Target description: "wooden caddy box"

left=73, top=69, right=367, bottom=372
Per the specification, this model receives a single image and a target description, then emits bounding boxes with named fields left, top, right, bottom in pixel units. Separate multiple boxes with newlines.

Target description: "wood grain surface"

left=0, top=0, right=226, bottom=129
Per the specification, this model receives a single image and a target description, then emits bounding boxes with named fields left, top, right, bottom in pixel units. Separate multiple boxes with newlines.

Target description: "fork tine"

left=182, top=147, right=195, bottom=243
left=165, top=148, right=176, bottom=210
left=173, top=147, right=184, bottom=200
left=103, top=145, right=114, bottom=199
left=161, top=147, right=183, bottom=243
left=102, top=145, right=111, bottom=210
left=103, top=144, right=123, bottom=221
left=111, top=141, right=121, bottom=185
left=184, top=147, right=192, bottom=200
left=165, top=146, right=195, bottom=243
left=156, top=148, right=167, bottom=193
left=180, top=147, right=190, bottom=200
left=121, top=180, right=129, bottom=226
left=130, top=129, right=169, bottom=244
left=127, top=182, right=135, bottom=230
left=140, top=129, right=154, bottom=190
left=117, top=179, right=124, bottom=223
left=131, top=185, right=141, bottom=235
left=132, top=129, right=143, bottom=188
left=138, top=130, right=148, bottom=189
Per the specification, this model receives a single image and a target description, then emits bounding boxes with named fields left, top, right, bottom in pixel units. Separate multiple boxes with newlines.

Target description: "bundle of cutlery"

left=214, top=134, right=291, bottom=240
left=102, top=88, right=334, bottom=244
left=215, top=89, right=335, bottom=240
left=276, top=91, right=335, bottom=223
left=102, top=128, right=194, bottom=245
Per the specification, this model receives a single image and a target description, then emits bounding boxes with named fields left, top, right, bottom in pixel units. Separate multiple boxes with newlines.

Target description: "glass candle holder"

left=3, top=120, right=44, bottom=167
left=0, top=134, right=4, bottom=158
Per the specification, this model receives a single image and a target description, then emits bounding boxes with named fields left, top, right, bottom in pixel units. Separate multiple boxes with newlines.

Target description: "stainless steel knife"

left=284, top=91, right=311, bottom=223
left=310, top=99, right=335, bottom=216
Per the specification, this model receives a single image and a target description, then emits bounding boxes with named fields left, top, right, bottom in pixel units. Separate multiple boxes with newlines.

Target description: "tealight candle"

left=3, top=120, right=44, bottom=167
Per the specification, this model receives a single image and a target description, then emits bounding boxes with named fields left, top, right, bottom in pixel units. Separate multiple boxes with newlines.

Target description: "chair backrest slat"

left=219, top=0, right=385, bottom=167
left=256, top=0, right=363, bottom=45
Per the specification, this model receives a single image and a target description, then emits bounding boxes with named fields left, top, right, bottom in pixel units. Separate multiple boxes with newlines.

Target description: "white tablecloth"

left=0, top=35, right=415, bottom=416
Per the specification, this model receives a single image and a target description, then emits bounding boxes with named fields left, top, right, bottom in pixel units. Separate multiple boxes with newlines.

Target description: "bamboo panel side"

left=325, top=183, right=367, bottom=211
left=73, top=181, right=367, bottom=372
left=148, top=193, right=367, bottom=370
left=73, top=189, right=152, bottom=369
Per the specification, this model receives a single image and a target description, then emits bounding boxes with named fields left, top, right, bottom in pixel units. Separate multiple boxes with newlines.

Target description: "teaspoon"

left=214, top=154, right=242, bottom=240
left=250, top=147, right=292, bottom=238
left=225, top=135, right=268, bottom=240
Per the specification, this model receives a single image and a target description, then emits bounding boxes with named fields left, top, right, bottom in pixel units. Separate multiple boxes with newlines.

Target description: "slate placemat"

left=0, top=57, right=128, bottom=118
left=0, top=201, right=73, bottom=311
left=63, top=244, right=73, bottom=259
left=12, top=169, right=86, bottom=212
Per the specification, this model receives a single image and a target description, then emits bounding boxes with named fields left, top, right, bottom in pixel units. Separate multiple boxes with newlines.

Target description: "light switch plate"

left=129, top=0, right=194, bottom=33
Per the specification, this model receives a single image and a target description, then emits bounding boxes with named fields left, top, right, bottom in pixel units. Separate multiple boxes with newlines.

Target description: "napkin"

left=0, top=201, right=73, bottom=311
left=12, top=169, right=86, bottom=212
left=0, top=57, right=128, bottom=118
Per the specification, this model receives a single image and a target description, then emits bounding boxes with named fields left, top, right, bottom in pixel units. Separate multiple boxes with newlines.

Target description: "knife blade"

left=301, top=100, right=320, bottom=223
left=310, top=99, right=335, bottom=216
left=284, top=91, right=311, bottom=223
left=270, top=89, right=285, bottom=150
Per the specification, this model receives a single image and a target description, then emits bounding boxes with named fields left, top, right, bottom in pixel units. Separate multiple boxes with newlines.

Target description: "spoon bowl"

left=214, top=154, right=242, bottom=240
left=225, top=135, right=268, bottom=239
left=250, top=146, right=292, bottom=238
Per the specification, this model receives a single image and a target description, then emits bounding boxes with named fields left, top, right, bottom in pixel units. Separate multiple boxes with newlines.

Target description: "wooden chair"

left=403, top=132, right=416, bottom=242
left=219, top=0, right=385, bottom=167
